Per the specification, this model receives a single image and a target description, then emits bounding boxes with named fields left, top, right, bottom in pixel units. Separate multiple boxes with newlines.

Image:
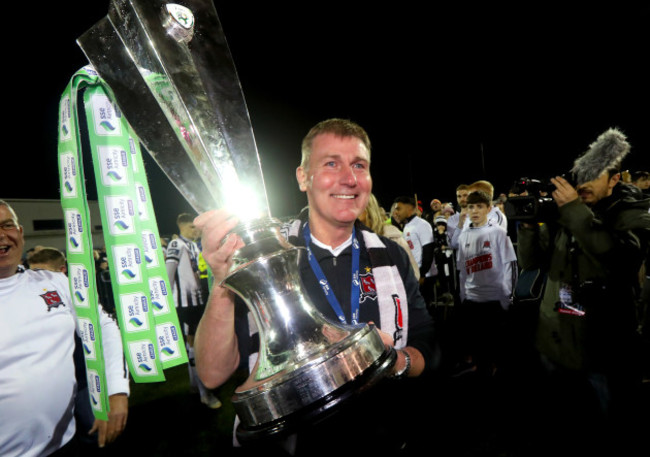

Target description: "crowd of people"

left=2, top=119, right=649, bottom=456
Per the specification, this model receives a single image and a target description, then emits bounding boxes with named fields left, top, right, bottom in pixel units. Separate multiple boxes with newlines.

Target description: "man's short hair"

left=456, top=184, right=469, bottom=192
left=28, top=247, right=66, bottom=270
left=300, top=118, right=371, bottom=170
left=393, top=195, right=416, bottom=207
left=176, top=213, right=194, bottom=226
left=468, top=180, right=494, bottom=199
left=631, top=170, right=649, bottom=181
left=0, top=199, right=18, bottom=222
left=466, top=190, right=491, bottom=206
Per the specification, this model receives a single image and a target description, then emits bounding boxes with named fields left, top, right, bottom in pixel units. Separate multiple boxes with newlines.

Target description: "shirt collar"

left=310, top=233, right=353, bottom=257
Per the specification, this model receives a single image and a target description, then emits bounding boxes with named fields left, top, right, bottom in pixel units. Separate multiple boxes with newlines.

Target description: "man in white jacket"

left=0, top=200, right=129, bottom=457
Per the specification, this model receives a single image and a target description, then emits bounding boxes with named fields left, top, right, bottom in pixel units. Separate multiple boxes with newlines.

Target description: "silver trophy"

left=78, top=0, right=395, bottom=441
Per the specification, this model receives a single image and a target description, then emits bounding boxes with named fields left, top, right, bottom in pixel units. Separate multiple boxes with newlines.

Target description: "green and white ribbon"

left=58, top=66, right=188, bottom=417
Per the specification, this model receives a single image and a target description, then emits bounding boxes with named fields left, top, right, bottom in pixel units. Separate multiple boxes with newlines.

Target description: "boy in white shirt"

left=453, top=190, right=518, bottom=376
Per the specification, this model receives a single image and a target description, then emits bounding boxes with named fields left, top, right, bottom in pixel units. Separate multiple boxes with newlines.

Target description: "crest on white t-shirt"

left=40, top=290, right=66, bottom=312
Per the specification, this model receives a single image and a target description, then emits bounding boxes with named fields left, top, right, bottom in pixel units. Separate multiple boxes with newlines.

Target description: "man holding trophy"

left=76, top=1, right=438, bottom=454
left=194, top=118, right=438, bottom=455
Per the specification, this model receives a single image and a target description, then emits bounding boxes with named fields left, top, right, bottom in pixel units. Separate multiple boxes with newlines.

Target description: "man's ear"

left=609, top=172, right=621, bottom=190
left=296, top=166, right=308, bottom=192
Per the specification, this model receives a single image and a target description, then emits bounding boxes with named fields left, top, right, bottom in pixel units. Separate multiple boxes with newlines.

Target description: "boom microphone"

left=571, top=127, right=630, bottom=185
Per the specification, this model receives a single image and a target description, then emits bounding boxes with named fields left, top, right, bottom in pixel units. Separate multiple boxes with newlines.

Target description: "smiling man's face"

left=0, top=204, right=24, bottom=279
left=296, top=132, right=372, bottom=234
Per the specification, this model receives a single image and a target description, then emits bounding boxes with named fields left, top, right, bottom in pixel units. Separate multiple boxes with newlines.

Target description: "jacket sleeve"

left=99, top=304, right=130, bottom=396
left=558, top=199, right=649, bottom=268
left=419, top=242, right=435, bottom=278
left=449, top=223, right=463, bottom=250
left=165, top=239, right=181, bottom=282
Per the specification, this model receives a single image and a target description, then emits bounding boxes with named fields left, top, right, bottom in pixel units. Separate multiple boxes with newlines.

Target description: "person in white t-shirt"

left=358, top=193, right=420, bottom=280
left=0, top=200, right=129, bottom=457
left=453, top=190, right=517, bottom=377
left=392, top=196, right=435, bottom=281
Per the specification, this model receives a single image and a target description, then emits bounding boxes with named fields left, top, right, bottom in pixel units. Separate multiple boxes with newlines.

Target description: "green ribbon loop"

left=58, top=66, right=188, bottom=417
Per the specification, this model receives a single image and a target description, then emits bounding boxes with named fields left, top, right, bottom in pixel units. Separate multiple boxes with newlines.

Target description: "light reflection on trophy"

left=78, top=0, right=396, bottom=441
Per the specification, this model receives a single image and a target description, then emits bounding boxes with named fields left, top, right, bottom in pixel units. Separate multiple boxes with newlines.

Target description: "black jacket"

left=518, top=183, right=650, bottom=372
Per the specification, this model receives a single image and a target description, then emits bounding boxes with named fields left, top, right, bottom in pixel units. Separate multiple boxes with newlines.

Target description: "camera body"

left=504, top=195, right=557, bottom=222
left=504, top=175, right=574, bottom=222
left=508, top=177, right=552, bottom=196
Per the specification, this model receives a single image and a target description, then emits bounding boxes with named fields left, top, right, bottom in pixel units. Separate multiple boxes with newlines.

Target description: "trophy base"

left=235, top=345, right=396, bottom=443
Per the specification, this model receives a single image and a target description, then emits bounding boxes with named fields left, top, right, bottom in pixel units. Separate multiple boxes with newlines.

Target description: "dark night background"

left=6, top=2, right=649, bottom=235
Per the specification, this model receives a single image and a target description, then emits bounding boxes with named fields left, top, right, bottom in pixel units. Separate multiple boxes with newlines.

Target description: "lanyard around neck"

left=303, top=223, right=361, bottom=325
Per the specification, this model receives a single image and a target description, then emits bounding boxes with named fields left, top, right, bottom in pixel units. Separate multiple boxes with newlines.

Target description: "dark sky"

left=7, top=2, right=649, bottom=234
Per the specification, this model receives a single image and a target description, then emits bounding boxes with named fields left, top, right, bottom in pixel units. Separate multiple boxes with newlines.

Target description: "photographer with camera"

left=516, top=129, right=650, bottom=454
